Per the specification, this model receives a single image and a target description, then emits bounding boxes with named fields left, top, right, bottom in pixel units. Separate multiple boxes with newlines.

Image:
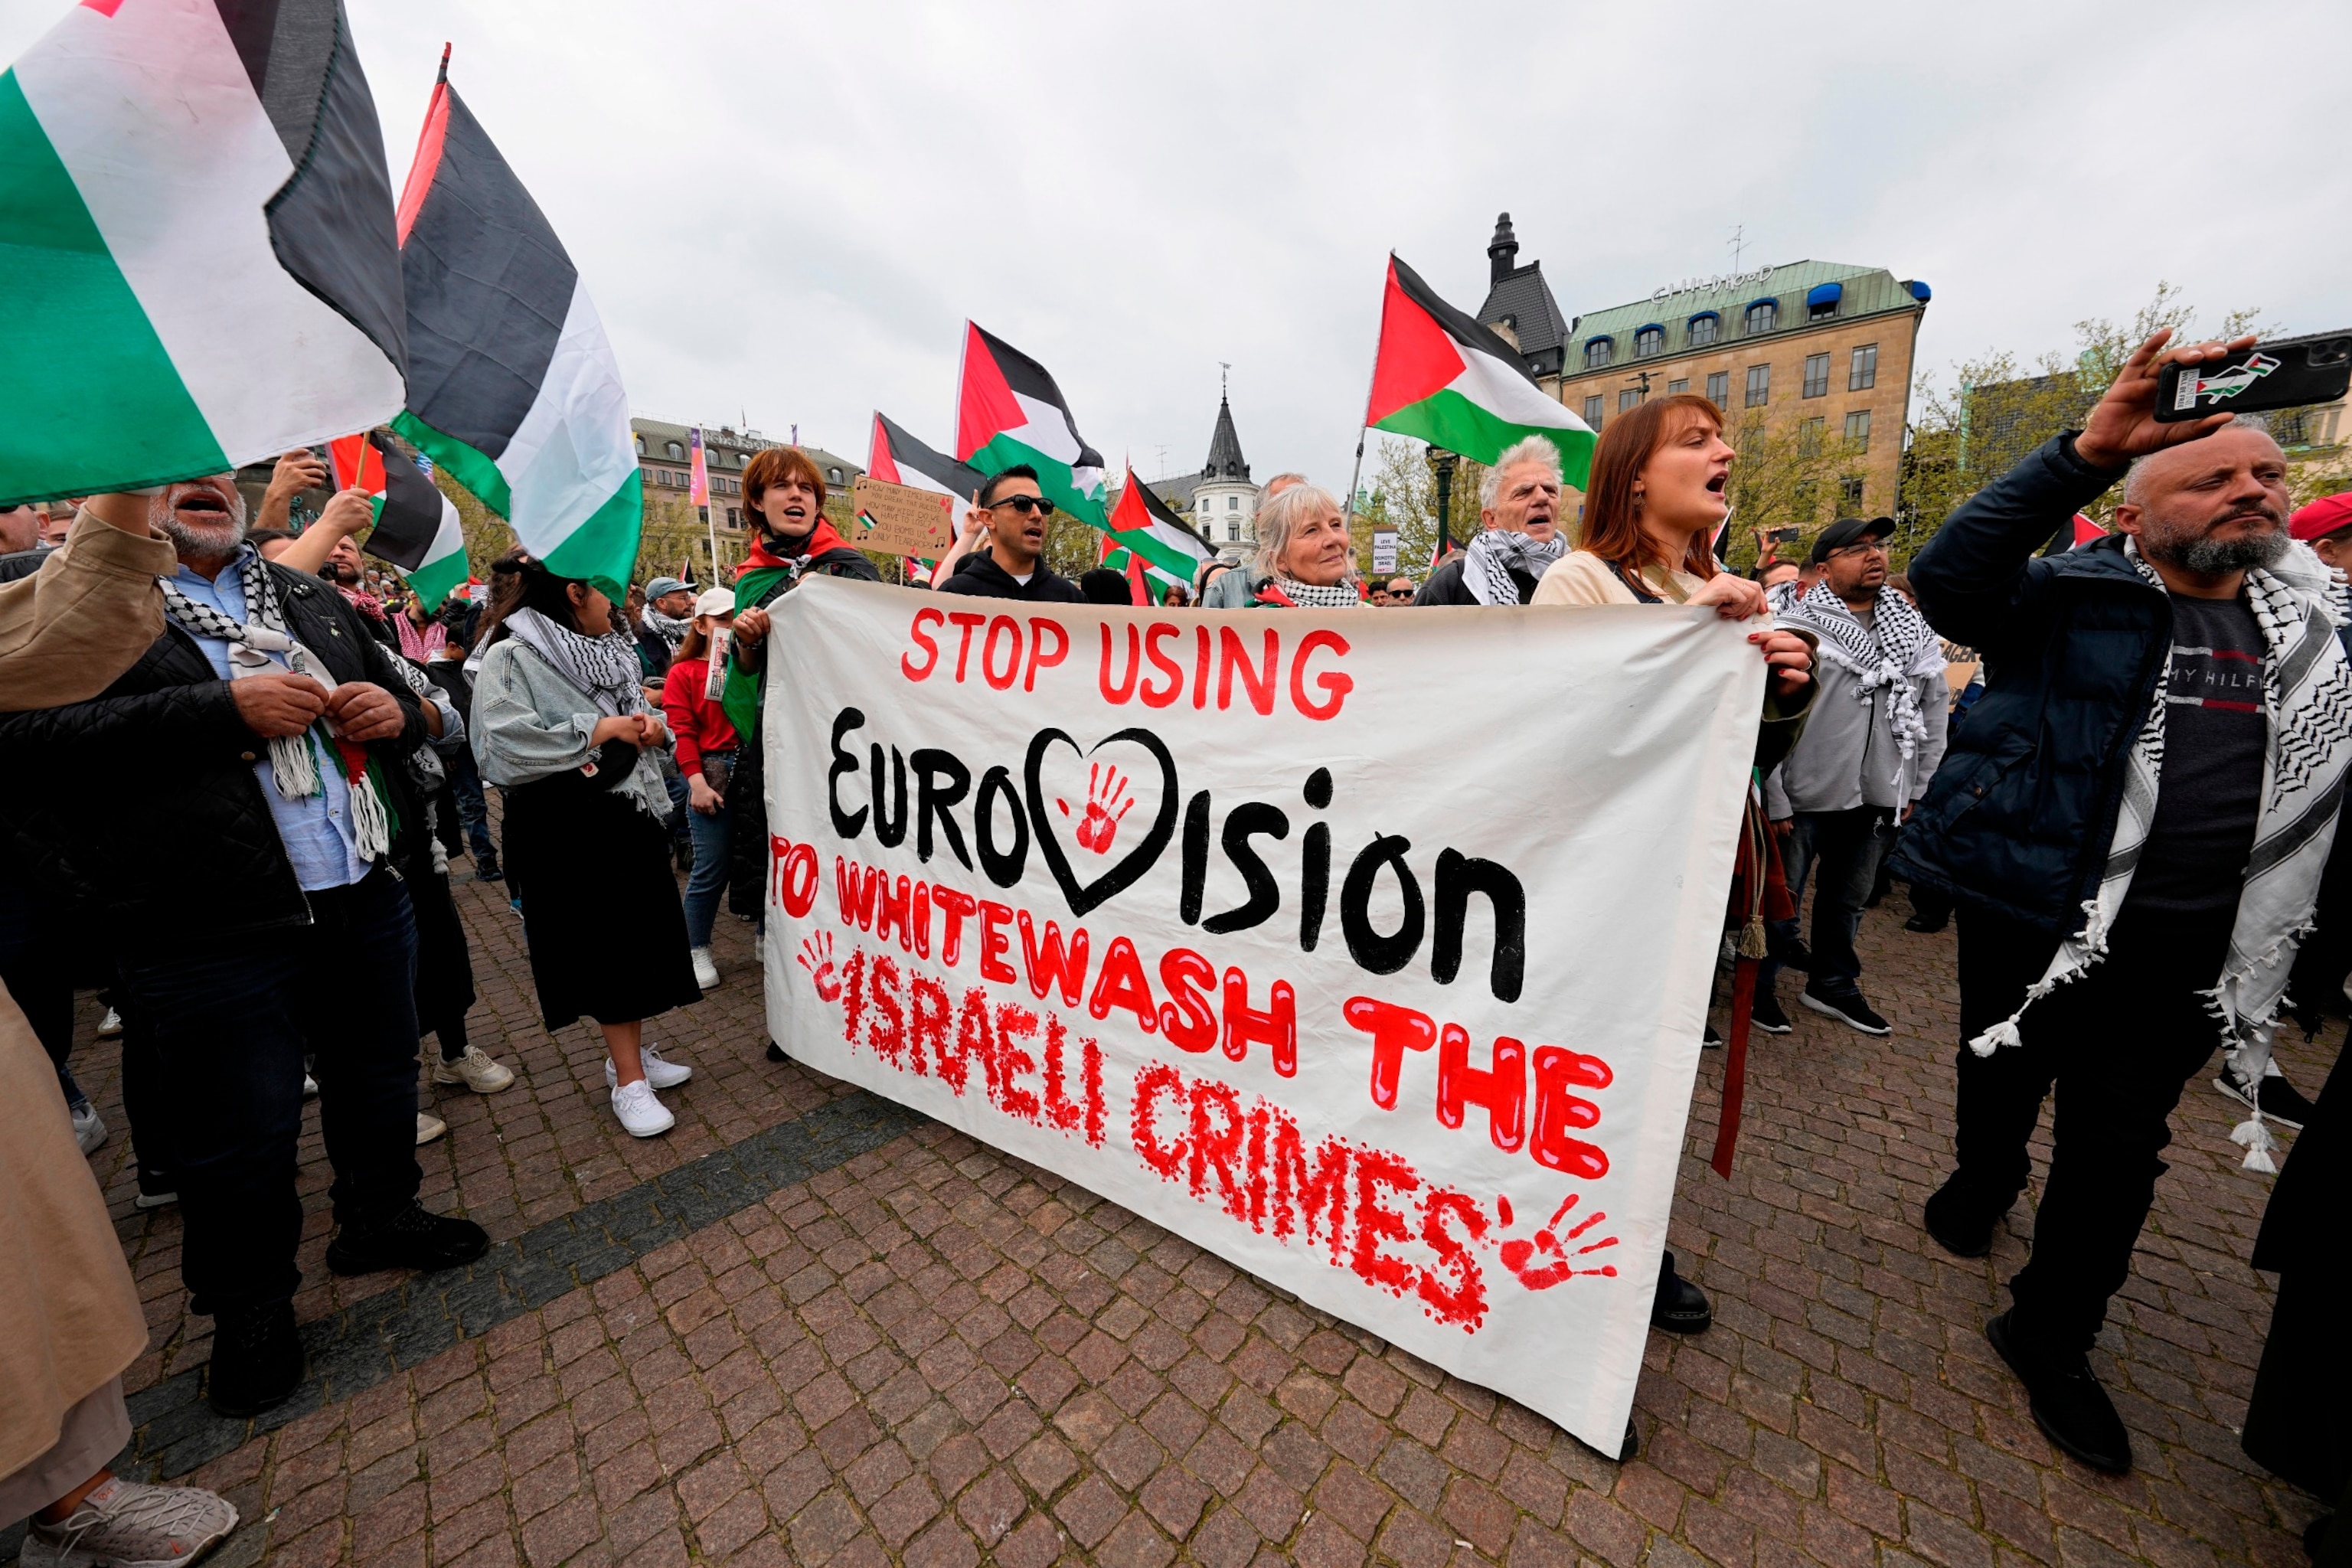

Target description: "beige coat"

left=0, top=511, right=173, bottom=1475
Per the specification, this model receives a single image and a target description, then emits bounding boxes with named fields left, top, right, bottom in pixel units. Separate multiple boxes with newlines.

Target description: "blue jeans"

left=446, top=743, right=497, bottom=866
left=113, top=869, right=422, bottom=1315
left=1760, top=806, right=1896, bottom=998
left=684, top=798, right=736, bottom=948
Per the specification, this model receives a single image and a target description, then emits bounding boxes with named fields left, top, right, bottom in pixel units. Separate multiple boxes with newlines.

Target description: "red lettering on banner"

left=874, top=874, right=913, bottom=950
left=1132, top=1062, right=1186, bottom=1178
left=1188, top=1078, right=1248, bottom=1220
left=982, top=616, right=1021, bottom=691
left=978, top=900, right=1018, bottom=983
left=993, top=1003, right=1042, bottom=1122
left=1087, top=936, right=1158, bottom=1033
left=1099, top=624, right=1141, bottom=703
left=1222, top=968, right=1296, bottom=1076
left=1530, top=1047, right=1612, bottom=1181
left=839, top=948, right=868, bottom=1044
left=772, top=840, right=818, bottom=918
left=1418, top=1189, right=1489, bottom=1328
left=1018, top=913, right=1090, bottom=1008
left=1269, top=1109, right=1349, bottom=1259
left=940, top=988, right=990, bottom=1093
left=1218, top=626, right=1279, bottom=715
left=1156, top=948, right=1218, bottom=1053
left=1191, top=626, right=1210, bottom=710
left=902, top=607, right=945, bottom=680
left=931, top=884, right=976, bottom=968
left=835, top=856, right=880, bottom=930
left=1344, top=996, right=1437, bottom=1109
left=908, top=974, right=949, bottom=1078
left=1291, top=629, right=1353, bottom=720
left=1142, top=623, right=1184, bottom=708
left=1026, top=618, right=1068, bottom=691
left=1352, top=1150, right=1419, bottom=1295
left=910, top=882, right=932, bottom=958
left=868, top=956, right=906, bottom=1067
left=946, top=612, right=985, bottom=681
left=1438, top=1026, right=1526, bottom=1153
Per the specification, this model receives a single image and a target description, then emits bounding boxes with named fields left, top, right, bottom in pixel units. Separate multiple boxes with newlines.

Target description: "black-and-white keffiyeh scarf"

left=641, top=604, right=690, bottom=653
left=1779, top=580, right=1945, bottom=791
left=505, top=607, right=648, bottom=718
left=1268, top=577, right=1367, bottom=609
left=160, top=550, right=394, bottom=859
left=1969, top=540, right=2352, bottom=1171
left=1463, top=528, right=1566, bottom=606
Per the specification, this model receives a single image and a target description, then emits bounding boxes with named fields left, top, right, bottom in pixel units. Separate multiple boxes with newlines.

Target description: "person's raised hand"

left=732, top=605, right=770, bottom=645
left=2073, top=328, right=2258, bottom=472
left=1690, top=572, right=1769, bottom=620
left=230, top=672, right=330, bottom=738
left=325, top=681, right=403, bottom=742
left=315, top=487, right=375, bottom=539
left=266, top=449, right=328, bottom=504
left=1751, top=626, right=1815, bottom=697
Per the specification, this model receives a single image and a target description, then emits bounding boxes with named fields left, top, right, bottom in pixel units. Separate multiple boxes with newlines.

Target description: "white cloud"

left=7, top=0, right=2344, bottom=487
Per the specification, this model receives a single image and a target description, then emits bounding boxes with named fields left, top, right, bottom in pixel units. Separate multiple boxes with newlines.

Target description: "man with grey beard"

left=1891, top=332, right=2352, bottom=1475
left=0, top=475, right=489, bottom=1420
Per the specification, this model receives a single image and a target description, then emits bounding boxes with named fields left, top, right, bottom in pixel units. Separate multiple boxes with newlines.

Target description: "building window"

left=1705, top=371, right=1729, bottom=409
left=1687, top=313, right=1720, bottom=346
left=1803, top=354, right=1831, bottom=398
left=665, top=441, right=683, bottom=459
left=1840, top=477, right=1865, bottom=508
left=1666, top=378, right=1689, bottom=395
left=1844, top=410, right=1872, bottom=452
left=1744, top=364, right=1770, bottom=407
left=727, top=506, right=740, bottom=526
left=1743, top=300, right=1776, bottom=335
left=635, top=435, right=646, bottom=454
left=1619, top=388, right=1640, bottom=413
left=1583, top=394, right=1605, bottom=428
left=1634, top=325, right=1664, bottom=358
left=1583, top=338, right=1613, bottom=370
left=1849, top=343, right=1879, bottom=391
left=1227, top=522, right=1240, bottom=542
left=1798, top=416, right=1824, bottom=455
left=1227, top=495, right=1239, bottom=511
left=829, top=467, right=843, bottom=483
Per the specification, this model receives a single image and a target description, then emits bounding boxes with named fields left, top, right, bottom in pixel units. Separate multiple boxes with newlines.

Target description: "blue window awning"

left=1745, top=297, right=1778, bottom=312
left=1906, top=279, right=1932, bottom=302
left=1806, top=282, right=1844, bottom=309
left=1584, top=334, right=1614, bottom=347
left=1635, top=322, right=1664, bottom=336
left=1687, top=310, right=1720, bottom=323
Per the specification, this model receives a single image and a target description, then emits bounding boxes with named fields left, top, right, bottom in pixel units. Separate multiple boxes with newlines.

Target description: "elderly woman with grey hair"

left=1244, top=482, right=1365, bottom=608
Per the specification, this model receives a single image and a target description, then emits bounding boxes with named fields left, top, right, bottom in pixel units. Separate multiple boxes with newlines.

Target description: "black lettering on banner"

left=1299, top=769, right=1332, bottom=952
left=1024, top=727, right=1181, bottom=918
left=911, top=749, right=974, bottom=870
left=1433, top=849, right=1527, bottom=1003
left=1181, top=790, right=1210, bottom=926
left=828, top=707, right=867, bottom=839
left=975, top=766, right=1028, bottom=887
left=1341, top=833, right=1424, bottom=975
left=870, top=745, right=908, bottom=848
left=1204, top=802, right=1289, bottom=935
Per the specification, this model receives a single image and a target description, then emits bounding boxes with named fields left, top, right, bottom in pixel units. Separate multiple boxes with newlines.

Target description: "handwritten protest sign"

left=851, top=475, right=960, bottom=557
left=760, top=578, right=1760, bottom=1449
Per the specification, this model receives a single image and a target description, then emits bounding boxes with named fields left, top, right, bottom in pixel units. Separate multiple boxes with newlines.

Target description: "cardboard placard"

left=851, top=476, right=960, bottom=557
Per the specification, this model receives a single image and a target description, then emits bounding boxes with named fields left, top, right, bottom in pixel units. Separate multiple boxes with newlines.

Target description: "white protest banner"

left=1372, top=531, right=1399, bottom=573
left=760, top=579, right=1759, bottom=1450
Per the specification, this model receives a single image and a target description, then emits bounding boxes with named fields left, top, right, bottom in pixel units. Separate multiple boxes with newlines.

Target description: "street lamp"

left=1428, top=447, right=1459, bottom=560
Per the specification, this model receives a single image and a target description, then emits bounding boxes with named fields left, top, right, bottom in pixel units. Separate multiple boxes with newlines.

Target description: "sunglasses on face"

left=1831, top=541, right=1890, bottom=560
left=990, top=495, right=1057, bottom=518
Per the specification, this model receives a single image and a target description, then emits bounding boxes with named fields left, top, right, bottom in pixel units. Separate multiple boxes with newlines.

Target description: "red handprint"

left=1495, top=1191, right=1618, bottom=1290
left=798, top=932, right=841, bottom=1001
left=1056, top=763, right=1137, bottom=856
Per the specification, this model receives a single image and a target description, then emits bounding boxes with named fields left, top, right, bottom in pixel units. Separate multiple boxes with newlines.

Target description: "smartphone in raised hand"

left=2154, top=331, right=2352, bottom=423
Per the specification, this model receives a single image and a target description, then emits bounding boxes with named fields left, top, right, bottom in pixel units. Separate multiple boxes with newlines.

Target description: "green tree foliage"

left=1368, top=437, right=1485, bottom=577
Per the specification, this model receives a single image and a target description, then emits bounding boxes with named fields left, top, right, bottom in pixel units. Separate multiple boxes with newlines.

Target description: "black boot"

left=1987, top=1311, right=2132, bottom=1473
left=1923, top=1173, right=2007, bottom=1258
left=1651, top=1250, right=1711, bottom=1334
left=207, top=1299, right=304, bottom=1417
left=325, top=1203, right=489, bottom=1277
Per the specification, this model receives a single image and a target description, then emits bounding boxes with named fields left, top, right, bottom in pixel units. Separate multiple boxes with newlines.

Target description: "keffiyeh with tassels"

left=1779, top=580, right=1947, bottom=792
left=1462, top=528, right=1566, bottom=606
left=1968, top=540, right=2352, bottom=1172
left=160, top=553, right=395, bottom=861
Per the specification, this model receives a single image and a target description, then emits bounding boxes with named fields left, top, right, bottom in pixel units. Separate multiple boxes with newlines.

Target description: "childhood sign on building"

left=760, top=578, right=1759, bottom=1451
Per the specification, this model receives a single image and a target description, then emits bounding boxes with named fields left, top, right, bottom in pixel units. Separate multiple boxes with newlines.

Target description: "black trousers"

left=1951, top=903, right=2236, bottom=1356
left=113, top=869, right=423, bottom=1315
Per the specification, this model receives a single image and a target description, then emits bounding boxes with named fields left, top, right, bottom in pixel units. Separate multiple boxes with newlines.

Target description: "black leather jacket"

left=0, top=559, right=431, bottom=939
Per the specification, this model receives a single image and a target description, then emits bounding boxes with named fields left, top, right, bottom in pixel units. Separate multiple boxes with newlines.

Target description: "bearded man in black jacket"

left=0, top=475, right=488, bottom=1418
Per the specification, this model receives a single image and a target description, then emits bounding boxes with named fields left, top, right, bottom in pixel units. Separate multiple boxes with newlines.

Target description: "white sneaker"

left=416, top=1111, right=447, bottom=1146
left=606, top=1044, right=692, bottom=1091
left=691, top=946, right=720, bottom=990
left=611, top=1078, right=675, bottom=1138
left=302, top=1073, right=319, bottom=1099
left=71, top=1102, right=107, bottom=1155
left=20, top=1475, right=239, bottom=1568
left=96, top=1006, right=123, bottom=1037
left=431, top=1046, right=515, bottom=1093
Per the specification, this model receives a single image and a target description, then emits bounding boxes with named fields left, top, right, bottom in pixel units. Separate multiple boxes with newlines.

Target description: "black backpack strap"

left=1606, top=560, right=1664, bottom=604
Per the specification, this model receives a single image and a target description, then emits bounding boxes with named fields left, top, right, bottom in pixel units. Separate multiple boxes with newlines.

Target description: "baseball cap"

left=645, top=576, right=689, bottom=599
left=1806, top=516, right=1896, bottom=565
left=693, top=586, right=735, bottom=619
left=2289, top=492, right=2352, bottom=543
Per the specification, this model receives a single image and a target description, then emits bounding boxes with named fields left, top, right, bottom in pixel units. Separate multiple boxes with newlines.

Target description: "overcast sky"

left=8, top=0, right=2344, bottom=485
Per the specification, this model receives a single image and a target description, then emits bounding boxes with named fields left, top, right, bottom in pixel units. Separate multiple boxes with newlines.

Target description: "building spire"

left=1488, top=212, right=1520, bottom=286
left=1204, top=390, right=1248, bottom=483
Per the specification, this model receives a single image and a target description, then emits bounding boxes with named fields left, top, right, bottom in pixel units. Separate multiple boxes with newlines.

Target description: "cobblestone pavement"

left=18, top=866, right=2338, bottom=1568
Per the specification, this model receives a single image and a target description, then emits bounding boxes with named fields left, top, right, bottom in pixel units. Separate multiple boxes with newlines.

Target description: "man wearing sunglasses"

left=1756, top=515, right=1949, bottom=1037
left=935, top=465, right=1086, bottom=603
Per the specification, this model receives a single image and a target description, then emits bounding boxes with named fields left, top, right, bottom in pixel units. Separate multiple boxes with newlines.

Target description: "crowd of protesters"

left=1, top=325, right=2347, bottom=1564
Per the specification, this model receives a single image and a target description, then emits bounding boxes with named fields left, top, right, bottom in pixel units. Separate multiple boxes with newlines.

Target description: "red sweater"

left=662, top=658, right=739, bottom=775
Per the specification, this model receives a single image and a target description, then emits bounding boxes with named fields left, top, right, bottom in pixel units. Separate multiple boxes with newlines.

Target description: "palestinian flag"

left=0, top=0, right=407, bottom=506
left=953, top=323, right=1108, bottom=528
left=391, top=49, right=639, bottom=599
left=1366, top=255, right=1596, bottom=487
left=330, top=430, right=468, bottom=611
left=870, top=411, right=985, bottom=580
left=1105, top=470, right=1214, bottom=593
